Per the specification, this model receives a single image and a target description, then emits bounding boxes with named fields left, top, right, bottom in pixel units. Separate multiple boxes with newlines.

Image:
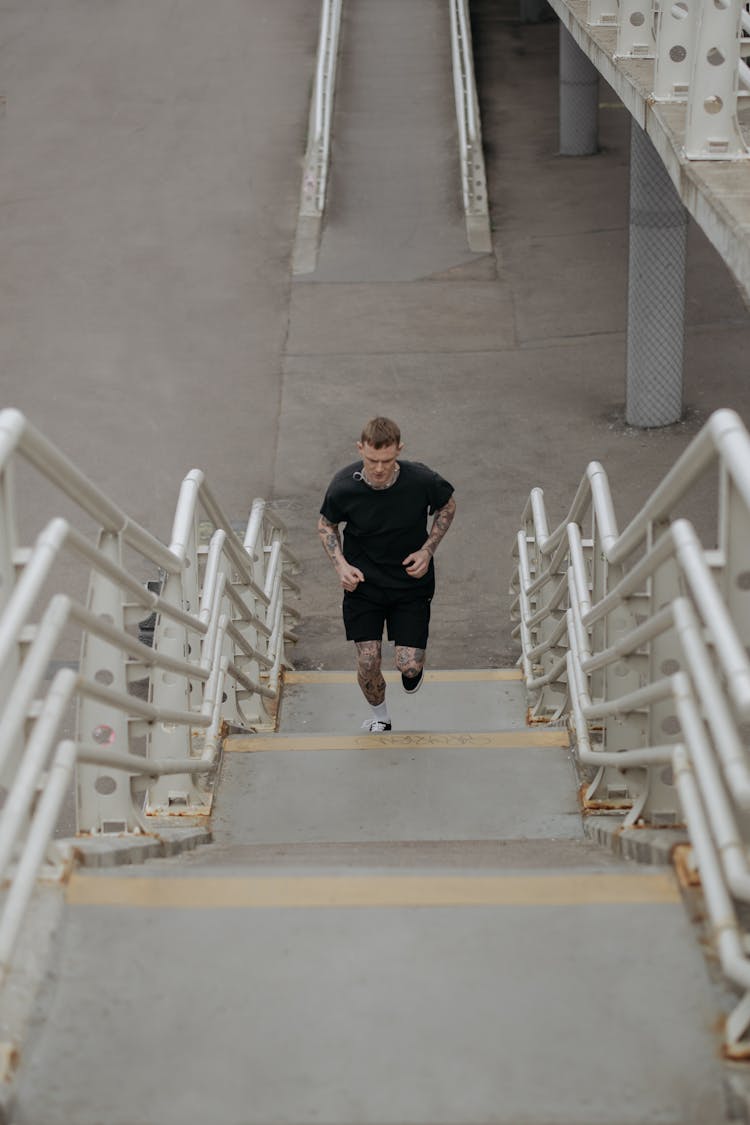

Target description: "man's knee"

left=356, top=641, right=383, bottom=676
left=396, top=646, right=425, bottom=678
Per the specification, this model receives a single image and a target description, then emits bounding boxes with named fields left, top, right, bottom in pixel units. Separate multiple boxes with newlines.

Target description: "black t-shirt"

left=320, top=460, right=454, bottom=590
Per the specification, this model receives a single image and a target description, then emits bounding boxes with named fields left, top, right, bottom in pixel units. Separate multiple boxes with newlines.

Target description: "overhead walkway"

left=549, top=0, right=750, bottom=297
left=12, top=672, right=733, bottom=1125
left=542, top=0, right=750, bottom=426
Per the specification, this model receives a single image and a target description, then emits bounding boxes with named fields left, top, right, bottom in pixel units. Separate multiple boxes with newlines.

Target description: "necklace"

left=360, top=463, right=400, bottom=490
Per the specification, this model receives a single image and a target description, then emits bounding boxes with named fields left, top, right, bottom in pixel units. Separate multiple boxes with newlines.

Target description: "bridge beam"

left=626, top=122, right=687, bottom=428
left=559, top=26, right=599, bottom=156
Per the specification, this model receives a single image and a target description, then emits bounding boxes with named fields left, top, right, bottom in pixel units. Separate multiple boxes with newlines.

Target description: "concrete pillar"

left=626, top=122, right=687, bottom=428
left=559, top=26, right=599, bottom=155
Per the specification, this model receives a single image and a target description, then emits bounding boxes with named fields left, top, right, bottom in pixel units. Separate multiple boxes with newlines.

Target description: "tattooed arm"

left=317, top=514, right=365, bottom=591
left=403, top=496, right=457, bottom=579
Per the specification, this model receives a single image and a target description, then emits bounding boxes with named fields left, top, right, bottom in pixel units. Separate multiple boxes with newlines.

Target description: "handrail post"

left=614, top=0, right=656, bottom=59
left=587, top=512, right=608, bottom=709
left=0, top=458, right=19, bottom=714
left=583, top=505, right=646, bottom=810
left=77, top=531, right=142, bottom=834
left=630, top=534, right=684, bottom=824
left=233, top=503, right=276, bottom=729
left=265, top=530, right=293, bottom=692
left=145, top=507, right=207, bottom=817
left=685, top=0, right=749, bottom=158
left=718, top=467, right=750, bottom=647
left=524, top=506, right=570, bottom=723
left=653, top=0, right=697, bottom=102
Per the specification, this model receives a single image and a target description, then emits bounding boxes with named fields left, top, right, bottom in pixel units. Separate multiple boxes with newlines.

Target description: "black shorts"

left=343, top=584, right=433, bottom=649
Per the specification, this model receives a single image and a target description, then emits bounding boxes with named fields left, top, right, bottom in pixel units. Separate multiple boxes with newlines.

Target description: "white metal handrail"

left=299, top=0, right=343, bottom=218
left=0, top=409, right=299, bottom=986
left=448, top=0, right=491, bottom=250
left=0, top=410, right=181, bottom=575
left=450, top=0, right=478, bottom=150
left=512, top=408, right=750, bottom=1053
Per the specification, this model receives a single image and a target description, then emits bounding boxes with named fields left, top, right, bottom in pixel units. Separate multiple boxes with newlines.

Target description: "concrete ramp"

left=304, top=0, right=489, bottom=282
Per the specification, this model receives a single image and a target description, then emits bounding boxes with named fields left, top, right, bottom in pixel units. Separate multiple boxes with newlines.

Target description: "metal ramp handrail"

left=295, top=0, right=492, bottom=266
left=448, top=0, right=492, bottom=251
left=511, top=407, right=750, bottom=1054
left=299, top=0, right=343, bottom=218
left=0, top=409, right=299, bottom=986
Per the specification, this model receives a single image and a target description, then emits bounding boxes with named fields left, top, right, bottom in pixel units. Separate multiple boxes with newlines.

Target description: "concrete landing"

left=279, top=668, right=529, bottom=733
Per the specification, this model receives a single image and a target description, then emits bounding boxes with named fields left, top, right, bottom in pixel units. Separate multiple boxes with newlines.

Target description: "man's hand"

left=337, top=560, right=365, bottom=591
left=402, top=548, right=432, bottom=579
left=403, top=498, right=456, bottom=578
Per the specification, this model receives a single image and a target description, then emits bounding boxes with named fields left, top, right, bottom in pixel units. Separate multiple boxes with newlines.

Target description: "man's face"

left=357, top=441, right=402, bottom=486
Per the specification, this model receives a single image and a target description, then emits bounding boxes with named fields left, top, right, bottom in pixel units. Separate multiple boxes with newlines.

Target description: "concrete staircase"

left=13, top=670, right=736, bottom=1125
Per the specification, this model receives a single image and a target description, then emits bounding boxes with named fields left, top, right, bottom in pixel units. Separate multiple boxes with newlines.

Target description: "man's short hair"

left=360, top=417, right=401, bottom=449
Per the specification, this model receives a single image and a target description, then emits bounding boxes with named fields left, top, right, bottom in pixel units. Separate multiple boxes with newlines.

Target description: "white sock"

left=372, top=700, right=390, bottom=721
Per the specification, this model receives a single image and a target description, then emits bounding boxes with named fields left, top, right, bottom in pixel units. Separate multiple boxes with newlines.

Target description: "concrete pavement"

left=0, top=0, right=317, bottom=536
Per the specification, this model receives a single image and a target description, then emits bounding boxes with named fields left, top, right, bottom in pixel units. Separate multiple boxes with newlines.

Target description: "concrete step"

left=16, top=865, right=730, bottom=1125
left=216, top=669, right=576, bottom=848
left=278, top=668, right=529, bottom=734
left=215, top=739, right=579, bottom=846
left=129, top=836, right=628, bottom=874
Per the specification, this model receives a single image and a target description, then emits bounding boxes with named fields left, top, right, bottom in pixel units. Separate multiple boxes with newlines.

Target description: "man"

left=318, top=417, right=456, bottom=732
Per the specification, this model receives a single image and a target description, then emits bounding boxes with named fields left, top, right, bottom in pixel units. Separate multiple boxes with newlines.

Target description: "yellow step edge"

left=225, top=730, right=569, bottom=752
left=66, top=872, right=680, bottom=909
left=284, top=669, right=523, bottom=685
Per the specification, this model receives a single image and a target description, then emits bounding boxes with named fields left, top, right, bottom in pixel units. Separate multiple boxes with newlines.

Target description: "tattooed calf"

left=356, top=641, right=386, bottom=704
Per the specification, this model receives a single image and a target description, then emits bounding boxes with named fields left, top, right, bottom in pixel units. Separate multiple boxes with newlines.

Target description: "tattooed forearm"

left=422, top=496, right=456, bottom=557
left=318, top=514, right=364, bottom=590
left=318, top=514, right=343, bottom=564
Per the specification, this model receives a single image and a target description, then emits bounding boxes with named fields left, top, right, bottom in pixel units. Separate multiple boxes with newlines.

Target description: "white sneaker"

left=361, top=718, right=392, bottom=732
